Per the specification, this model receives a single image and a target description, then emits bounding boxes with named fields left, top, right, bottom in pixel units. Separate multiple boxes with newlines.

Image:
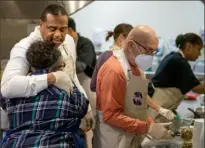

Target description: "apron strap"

left=148, top=82, right=155, bottom=97
left=151, top=83, right=155, bottom=90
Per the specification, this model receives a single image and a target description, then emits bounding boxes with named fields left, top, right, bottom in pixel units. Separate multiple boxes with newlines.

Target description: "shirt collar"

left=120, top=49, right=131, bottom=71
left=75, top=33, right=80, bottom=46
left=33, top=26, right=44, bottom=41
left=110, top=45, right=121, bottom=51
left=75, top=38, right=78, bottom=46
left=177, top=50, right=185, bottom=58
left=119, top=50, right=142, bottom=77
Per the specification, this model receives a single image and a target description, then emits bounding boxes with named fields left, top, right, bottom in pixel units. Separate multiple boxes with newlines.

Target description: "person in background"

left=148, top=33, right=205, bottom=123
left=90, top=23, right=133, bottom=92
left=93, top=25, right=173, bottom=148
left=90, top=23, right=175, bottom=122
left=1, top=3, right=93, bottom=141
left=67, top=17, right=96, bottom=148
left=67, top=17, right=96, bottom=77
left=106, top=23, right=133, bottom=51
left=1, top=41, right=89, bottom=148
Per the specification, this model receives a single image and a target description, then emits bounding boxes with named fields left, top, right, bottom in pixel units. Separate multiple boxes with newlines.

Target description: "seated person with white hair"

left=1, top=41, right=89, bottom=148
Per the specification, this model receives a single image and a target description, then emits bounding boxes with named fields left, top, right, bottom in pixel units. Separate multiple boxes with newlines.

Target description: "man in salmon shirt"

left=93, top=25, right=173, bottom=148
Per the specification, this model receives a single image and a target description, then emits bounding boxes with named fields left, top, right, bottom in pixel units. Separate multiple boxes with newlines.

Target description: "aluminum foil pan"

left=142, top=140, right=182, bottom=148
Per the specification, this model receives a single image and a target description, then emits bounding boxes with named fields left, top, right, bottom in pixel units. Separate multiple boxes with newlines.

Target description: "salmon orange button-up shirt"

left=96, top=55, right=148, bottom=134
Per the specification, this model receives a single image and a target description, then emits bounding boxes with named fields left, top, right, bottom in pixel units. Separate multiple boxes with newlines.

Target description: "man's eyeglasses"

left=54, top=62, right=66, bottom=70
left=131, top=40, right=157, bottom=55
left=50, top=62, right=66, bottom=72
left=58, top=62, right=66, bottom=69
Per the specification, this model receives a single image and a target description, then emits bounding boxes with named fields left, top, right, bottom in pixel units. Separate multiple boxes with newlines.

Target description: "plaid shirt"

left=2, top=70, right=89, bottom=148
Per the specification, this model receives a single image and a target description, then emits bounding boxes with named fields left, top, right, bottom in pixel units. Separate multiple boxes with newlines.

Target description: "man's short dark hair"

left=68, top=17, right=76, bottom=32
left=26, top=41, right=61, bottom=70
left=41, top=4, right=68, bottom=21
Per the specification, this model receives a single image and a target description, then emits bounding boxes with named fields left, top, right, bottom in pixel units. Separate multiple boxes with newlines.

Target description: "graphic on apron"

left=133, top=92, right=143, bottom=105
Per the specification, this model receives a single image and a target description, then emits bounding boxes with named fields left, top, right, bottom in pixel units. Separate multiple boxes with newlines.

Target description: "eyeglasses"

left=49, top=62, right=66, bottom=72
left=58, top=62, right=66, bottom=69
left=55, top=62, right=66, bottom=70
left=131, top=40, right=157, bottom=55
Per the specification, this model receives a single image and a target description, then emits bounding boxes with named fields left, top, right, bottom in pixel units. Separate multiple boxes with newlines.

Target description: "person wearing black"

left=67, top=17, right=96, bottom=148
left=148, top=33, right=205, bottom=123
left=67, top=17, right=96, bottom=77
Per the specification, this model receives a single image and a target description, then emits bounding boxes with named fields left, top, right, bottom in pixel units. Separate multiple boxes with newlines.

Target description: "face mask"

left=134, top=54, right=153, bottom=71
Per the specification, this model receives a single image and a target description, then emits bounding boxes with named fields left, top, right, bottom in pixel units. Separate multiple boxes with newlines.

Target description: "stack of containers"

left=193, top=119, right=204, bottom=148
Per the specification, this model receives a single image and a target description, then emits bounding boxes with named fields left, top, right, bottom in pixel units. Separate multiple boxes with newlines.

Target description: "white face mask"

left=134, top=54, right=153, bottom=71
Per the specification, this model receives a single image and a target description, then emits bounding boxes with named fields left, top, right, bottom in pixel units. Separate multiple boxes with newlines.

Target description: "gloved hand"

left=148, top=123, right=173, bottom=140
left=158, top=107, right=175, bottom=121
left=52, top=71, right=73, bottom=94
left=80, top=110, right=94, bottom=132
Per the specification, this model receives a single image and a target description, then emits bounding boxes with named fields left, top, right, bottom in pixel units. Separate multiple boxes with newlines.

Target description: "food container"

left=197, top=94, right=204, bottom=106
left=171, top=118, right=193, bottom=135
left=188, top=107, right=205, bottom=118
left=195, top=106, right=205, bottom=118
left=180, top=126, right=193, bottom=144
left=142, top=140, right=182, bottom=148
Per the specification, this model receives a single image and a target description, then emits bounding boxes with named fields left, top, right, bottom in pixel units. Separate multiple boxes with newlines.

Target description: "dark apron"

left=148, top=82, right=155, bottom=97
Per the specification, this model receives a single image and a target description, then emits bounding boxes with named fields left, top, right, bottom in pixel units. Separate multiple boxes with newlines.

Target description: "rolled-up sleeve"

left=98, top=58, right=148, bottom=134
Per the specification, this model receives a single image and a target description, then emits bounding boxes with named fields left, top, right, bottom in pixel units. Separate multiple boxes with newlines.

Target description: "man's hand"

left=158, top=107, right=175, bottom=121
left=148, top=123, right=173, bottom=140
left=52, top=71, right=73, bottom=93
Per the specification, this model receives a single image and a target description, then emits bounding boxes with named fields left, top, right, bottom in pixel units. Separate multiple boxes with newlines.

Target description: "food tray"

left=142, top=140, right=182, bottom=148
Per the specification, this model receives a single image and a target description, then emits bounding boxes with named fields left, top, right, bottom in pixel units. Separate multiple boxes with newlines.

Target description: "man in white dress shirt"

left=1, top=4, right=93, bottom=133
